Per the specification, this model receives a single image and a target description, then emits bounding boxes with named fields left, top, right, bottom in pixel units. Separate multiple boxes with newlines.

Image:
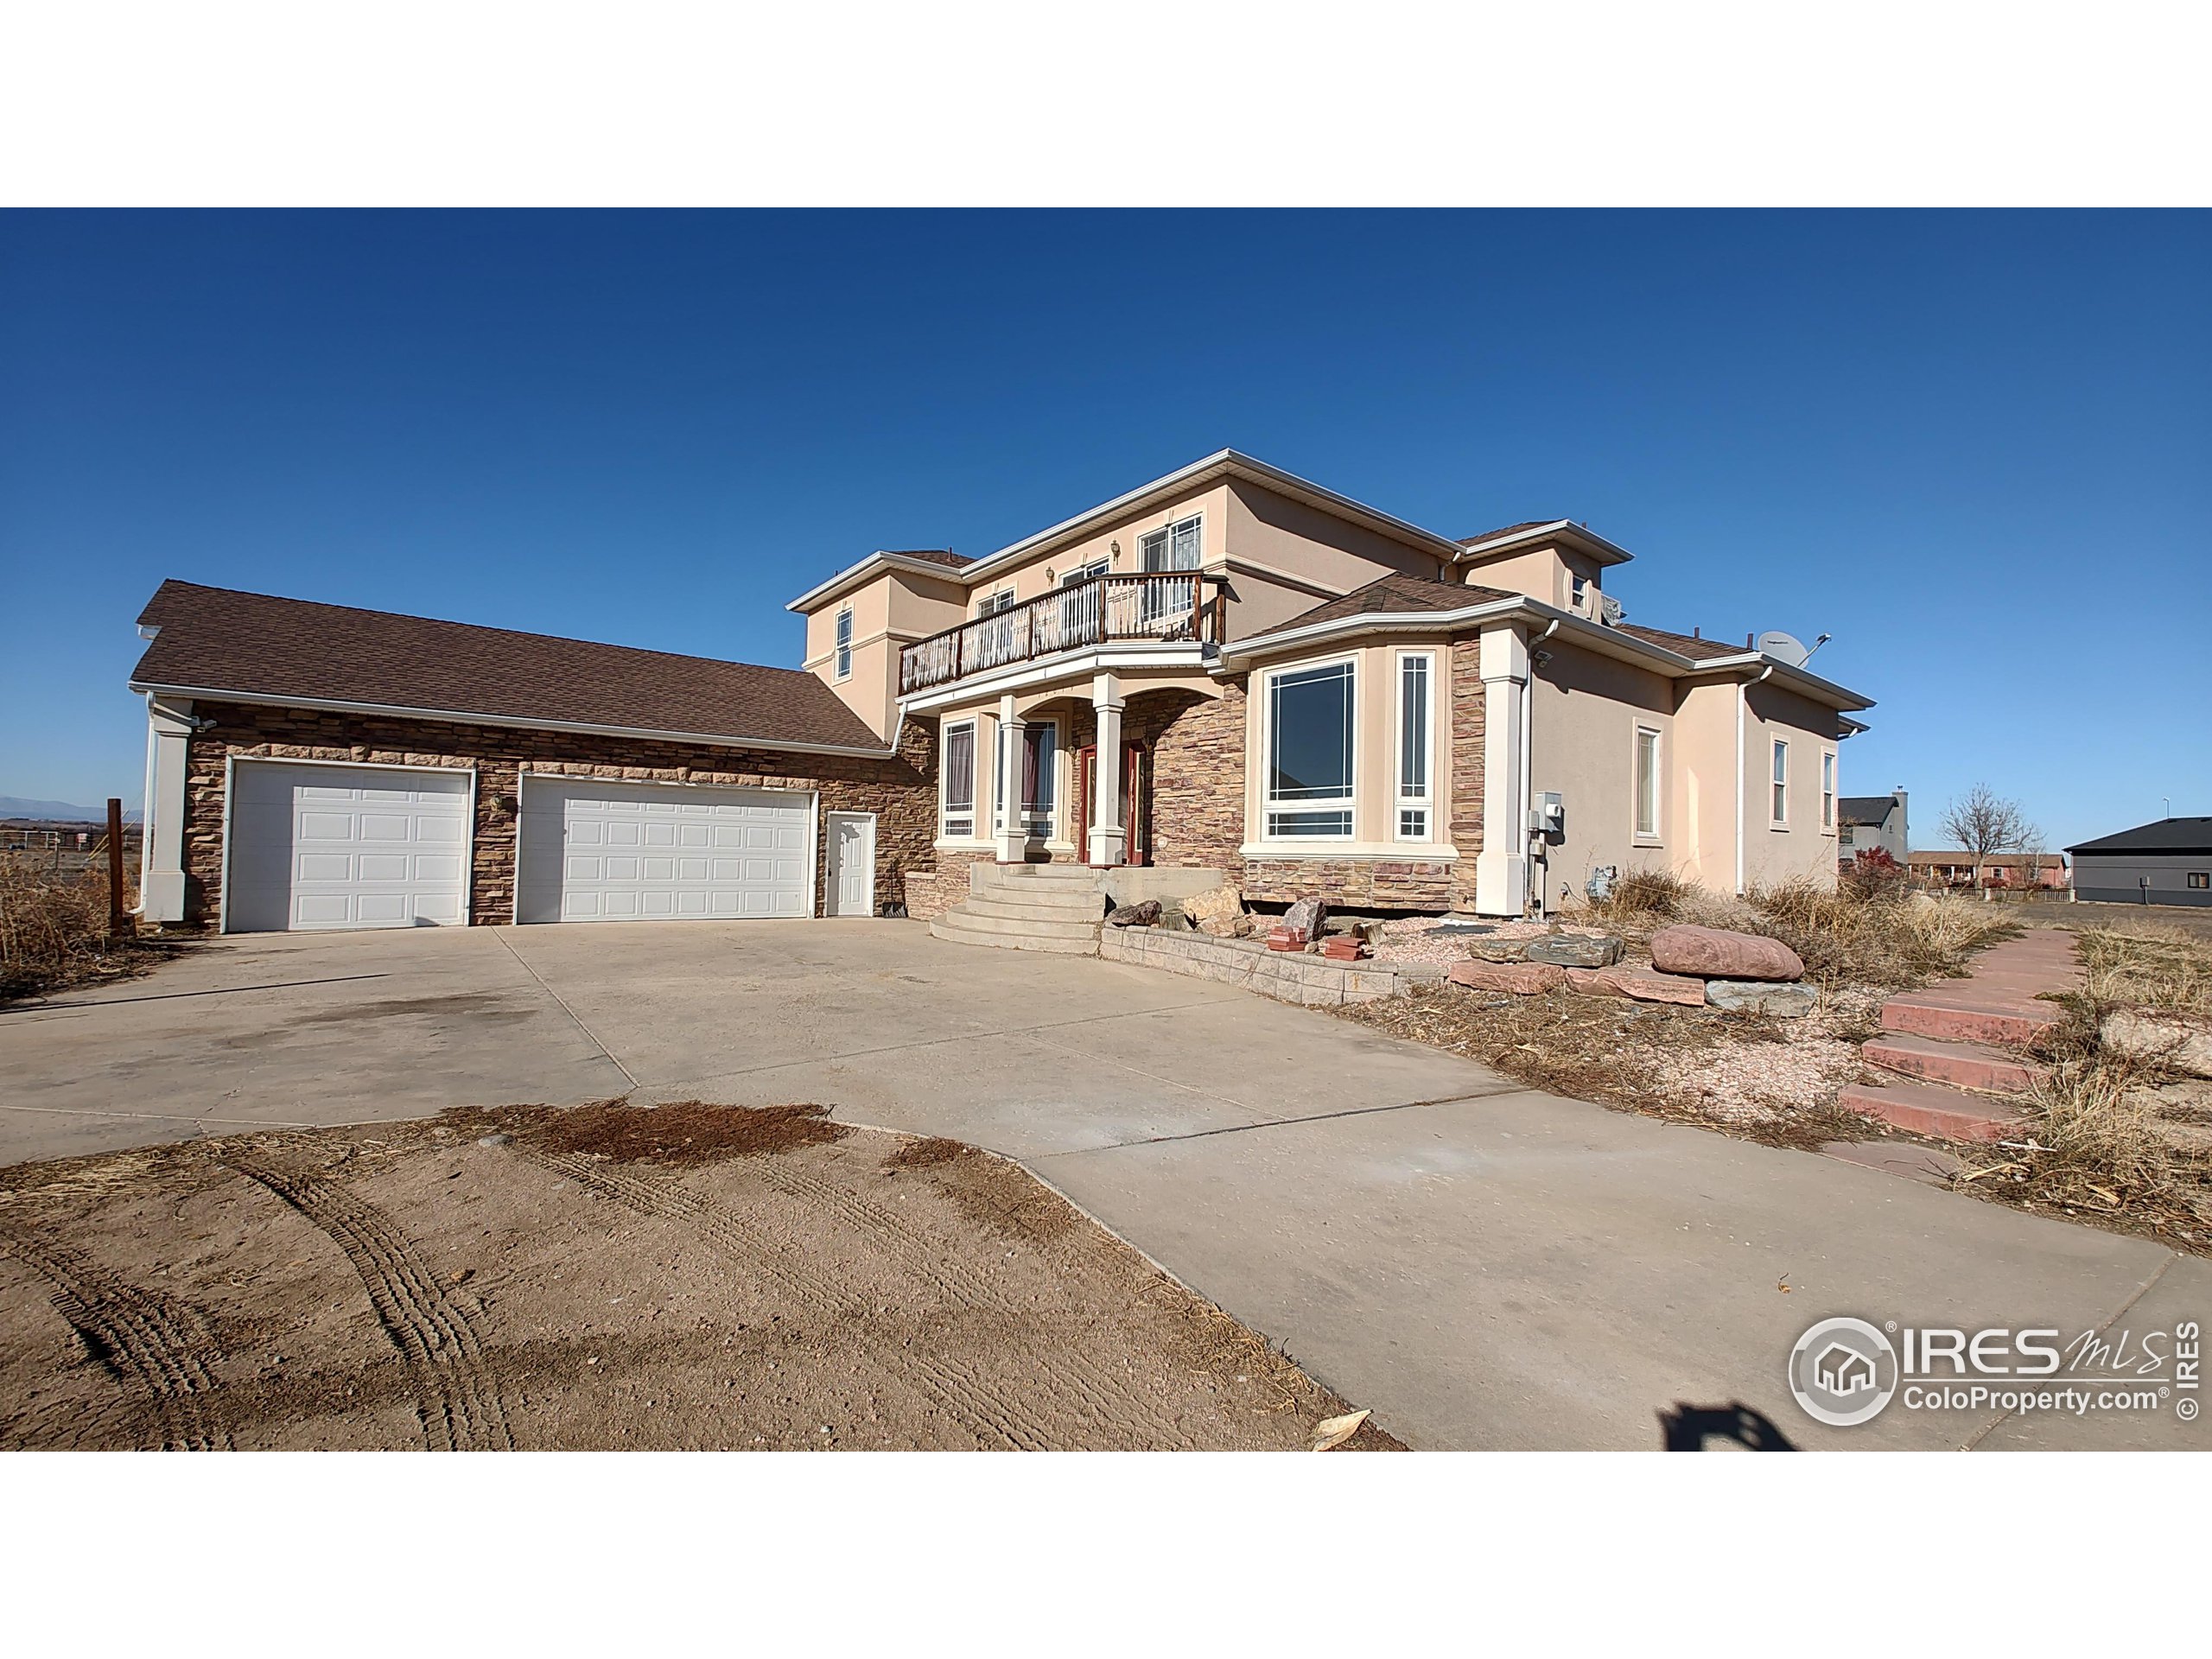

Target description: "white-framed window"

left=1020, top=720, right=1058, bottom=838
left=1634, top=724, right=1662, bottom=841
left=1140, top=513, right=1203, bottom=572
left=1264, top=658, right=1357, bottom=839
left=976, top=588, right=1016, bottom=618
left=1770, top=738, right=1789, bottom=826
left=941, top=720, right=976, bottom=839
left=834, top=607, right=854, bottom=681
left=1570, top=573, right=1589, bottom=613
left=1821, top=751, right=1837, bottom=830
left=1395, top=651, right=1433, bottom=841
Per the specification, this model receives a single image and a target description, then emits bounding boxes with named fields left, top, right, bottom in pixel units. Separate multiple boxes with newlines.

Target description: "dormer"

left=787, top=550, right=972, bottom=740
left=1452, top=520, right=1634, bottom=622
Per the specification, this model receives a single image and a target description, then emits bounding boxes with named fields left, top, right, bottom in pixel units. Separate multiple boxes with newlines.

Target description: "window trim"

left=1632, top=722, right=1663, bottom=843
left=833, top=606, right=854, bottom=683
left=976, top=587, right=1016, bottom=618
left=1393, top=649, right=1435, bottom=843
left=2188, top=871, right=2209, bottom=890
left=939, top=719, right=978, bottom=842
left=1138, top=510, right=1205, bottom=573
left=1821, top=749, right=1837, bottom=831
left=1260, top=652, right=1359, bottom=843
left=1770, top=737, right=1790, bottom=829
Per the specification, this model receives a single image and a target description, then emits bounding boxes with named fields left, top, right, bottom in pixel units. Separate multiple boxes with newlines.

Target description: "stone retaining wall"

left=1097, top=925, right=1435, bottom=1007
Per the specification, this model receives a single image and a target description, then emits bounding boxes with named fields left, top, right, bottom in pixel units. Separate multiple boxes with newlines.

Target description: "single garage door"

left=515, top=777, right=812, bottom=924
left=226, top=761, right=472, bottom=932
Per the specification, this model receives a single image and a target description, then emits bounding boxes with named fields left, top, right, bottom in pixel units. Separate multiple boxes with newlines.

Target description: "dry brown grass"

left=1583, top=873, right=2018, bottom=991
left=0, top=852, right=147, bottom=1001
left=1954, top=925, right=2212, bottom=1242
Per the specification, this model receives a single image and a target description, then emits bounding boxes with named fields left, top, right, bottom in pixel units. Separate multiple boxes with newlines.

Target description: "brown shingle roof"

left=882, top=549, right=973, bottom=568
left=1456, top=521, right=1561, bottom=547
left=1615, top=622, right=1744, bottom=662
left=131, top=581, right=890, bottom=753
left=1272, top=573, right=1516, bottom=631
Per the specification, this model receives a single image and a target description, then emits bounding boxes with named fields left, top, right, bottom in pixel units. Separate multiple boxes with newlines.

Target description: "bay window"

left=942, top=721, right=976, bottom=839
left=1395, top=652, right=1433, bottom=840
left=1265, top=659, right=1356, bottom=838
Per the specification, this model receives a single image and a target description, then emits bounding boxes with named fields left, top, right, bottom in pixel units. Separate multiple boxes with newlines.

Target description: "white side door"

left=825, top=811, right=875, bottom=917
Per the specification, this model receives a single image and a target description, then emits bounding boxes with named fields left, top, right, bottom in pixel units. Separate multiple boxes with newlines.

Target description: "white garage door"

left=515, top=777, right=812, bottom=924
left=226, top=762, right=472, bottom=933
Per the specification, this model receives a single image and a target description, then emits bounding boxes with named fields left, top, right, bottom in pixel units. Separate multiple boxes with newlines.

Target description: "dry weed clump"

left=0, top=854, right=141, bottom=1001
left=1955, top=926, right=2212, bottom=1240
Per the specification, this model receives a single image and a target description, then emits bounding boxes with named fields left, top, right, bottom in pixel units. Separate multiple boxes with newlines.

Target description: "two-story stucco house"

left=129, top=449, right=1872, bottom=939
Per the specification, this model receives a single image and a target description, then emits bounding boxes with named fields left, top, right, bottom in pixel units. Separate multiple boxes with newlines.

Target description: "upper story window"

left=1571, top=573, right=1589, bottom=613
left=1395, top=652, right=1433, bottom=840
left=1265, top=659, right=1356, bottom=839
left=1770, top=738, right=1790, bottom=826
left=834, top=607, right=854, bottom=681
left=1141, top=513, right=1202, bottom=572
left=1635, top=725, right=1662, bottom=840
left=942, top=721, right=976, bottom=840
left=976, top=588, right=1016, bottom=617
left=1821, top=752, right=1837, bottom=830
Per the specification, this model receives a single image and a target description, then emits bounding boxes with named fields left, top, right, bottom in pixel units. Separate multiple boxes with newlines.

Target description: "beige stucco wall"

left=1669, top=678, right=1740, bottom=889
left=1238, top=638, right=1456, bottom=859
left=1525, top=639, right=1675, bottom=907
left=800, top=567, right=967, bottom=739
left=1458, top=541, right=1607, bottom=614
left=1738, top=678, right=1844, bottom=888
left=958, top=482, right=1236, bottom=614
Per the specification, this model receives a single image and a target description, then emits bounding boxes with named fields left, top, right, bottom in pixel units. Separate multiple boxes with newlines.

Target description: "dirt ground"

left=0, top=1101, right=1400, bottom=1452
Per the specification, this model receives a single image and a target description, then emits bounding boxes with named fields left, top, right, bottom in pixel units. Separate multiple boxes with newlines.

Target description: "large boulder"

left=1106, top=899, right=1161, bottom=928
left=2102, top=1011, right=2212, bottom=1078
left=1525, top=932, right=1625, bottom=969
left=1279, top=894, right=1326, bottom=945
left=1447, top=960, right=1568, bottom=995
left=1705, top=978, right=1819, bottom=1018
left=1595, top=966, right=1707, bottom=1007
left=1189, top=885, right=1246, bottom=936
left=1466, top=937, right=1531, bottom=963
left=1650, top=924, right=1805, bottom=982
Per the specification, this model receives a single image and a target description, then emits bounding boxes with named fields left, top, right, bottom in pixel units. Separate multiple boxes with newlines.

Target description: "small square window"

left=1399, top=808, right=1427, bottom=839
left=2190, top=872, right=2209, bottom=890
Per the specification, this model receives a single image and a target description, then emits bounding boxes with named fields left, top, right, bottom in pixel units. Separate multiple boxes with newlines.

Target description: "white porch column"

left=141, top=696, right=194, bottom=924
left=1087, top=672, right=1126, bottom=867
left=1473, top=625, right=1529, bottom=916
left=994, top=692, right=1029, bottom=862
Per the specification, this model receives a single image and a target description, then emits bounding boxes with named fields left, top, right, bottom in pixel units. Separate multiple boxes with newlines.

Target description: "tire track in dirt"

left=225, top=1157, right=512, bottom=1452
left=519, top=1147, right=1062, bottom=1450
left=755, top=1159, right=1196, bottom=1446
left=0, top=1220, right=232, bottom=1451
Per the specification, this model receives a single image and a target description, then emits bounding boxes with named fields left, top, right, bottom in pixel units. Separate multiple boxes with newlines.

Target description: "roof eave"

left=1453, top=520, right=1637, bottom=569
left=124, top=680, right=899, bottom=760
left=785, top=551, right=970, bottom=613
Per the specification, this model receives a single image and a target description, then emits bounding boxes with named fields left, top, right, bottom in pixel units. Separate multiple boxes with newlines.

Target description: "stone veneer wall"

left=1447, top=634, right=1486, bottom=912
left=902, top=849, right=991, bottom=922
left=180, top=702, right=937, bottom=927
left=1063, top=682, right=1247, bottom=873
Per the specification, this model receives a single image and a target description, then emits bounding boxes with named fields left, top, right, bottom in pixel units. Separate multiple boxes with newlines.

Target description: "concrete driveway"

left=4, top=920, right=2203, bottom=1451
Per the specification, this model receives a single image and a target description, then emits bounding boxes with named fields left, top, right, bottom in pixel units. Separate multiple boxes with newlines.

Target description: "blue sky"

left=2, top=209, right=2204, bottom=849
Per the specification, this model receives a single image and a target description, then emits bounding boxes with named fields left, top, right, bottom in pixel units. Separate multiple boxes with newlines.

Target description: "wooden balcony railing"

left=899, top=572, right=1224, bottom=696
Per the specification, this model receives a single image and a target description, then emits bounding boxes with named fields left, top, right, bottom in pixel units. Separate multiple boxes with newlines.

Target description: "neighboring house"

left=2066, top=817, right=2212, bottom=908
left=1907, top=851, right=2069, bottom=891
left=1837, top=788, right=1908, bottom=866
left=130, top=448, right=1874, bottom=934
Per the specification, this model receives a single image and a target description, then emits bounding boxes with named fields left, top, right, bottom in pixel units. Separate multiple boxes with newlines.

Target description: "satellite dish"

left=1756, top=630, right=1809, bottom=667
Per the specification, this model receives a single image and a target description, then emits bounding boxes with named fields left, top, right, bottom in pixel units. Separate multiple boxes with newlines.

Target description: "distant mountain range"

left=0, top=796, right=143, bottom=823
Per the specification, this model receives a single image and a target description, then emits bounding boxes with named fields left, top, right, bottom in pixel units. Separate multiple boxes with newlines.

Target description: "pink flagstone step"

left=1838, top=1078, right=2026, bottom=1142
left=1861, top=1033, right=2047, bottom=1095
left=1878, top=995, right=2058, bottom=1046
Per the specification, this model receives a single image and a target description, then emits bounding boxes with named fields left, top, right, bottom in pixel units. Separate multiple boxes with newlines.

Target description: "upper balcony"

left=899, top=571, right=1224, bottom=697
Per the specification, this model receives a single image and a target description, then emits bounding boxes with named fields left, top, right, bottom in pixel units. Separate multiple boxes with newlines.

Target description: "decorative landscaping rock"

left=1563, top=966, right=1611, bottom=993
left=1189, top=885, right=1246, bottom=936
left=1596, top=966, right=1707, bottom=1007
left=1466, top=937, right=1531, bottom=963
left=1704, top=978, right=1818, bottom=1017
left=1447, top=959, right=1567, bottom=995
left=1156, top=905, right=1194, bottom=932
left=1279, top=895, right=1326, bottom=945
left=1106, top=899, right=1161, bottom=927
left=1524, top=932, right=1625, bottom=969
left=2102, top=1011, right=2212, bottom=1079
left=1649, top=924, right=1805, bottom=982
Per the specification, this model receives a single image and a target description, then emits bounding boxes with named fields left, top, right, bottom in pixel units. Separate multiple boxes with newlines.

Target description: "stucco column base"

left=141, top=697, right=194, bottom=925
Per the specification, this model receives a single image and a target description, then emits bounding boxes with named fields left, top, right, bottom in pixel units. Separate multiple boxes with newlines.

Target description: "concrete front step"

left=929, top=916, right=1100, bottom=954
left=1862, top=1033, right=2047, bottom=1095
left=1878, top=995, right=2060, bottom=1047
left=957, top=892, right=1109, bottom=922
left=1838, top=1078, right=2027, bottom=1143
left=933, top=906, right=1100, bottom=941
left=973, top=862, right=1103, bottom=888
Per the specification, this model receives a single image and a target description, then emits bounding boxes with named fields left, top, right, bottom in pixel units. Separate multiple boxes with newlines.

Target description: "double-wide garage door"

left=515, top=777, right=812, bottom=924
left=226, top=761, right=471, bottom=932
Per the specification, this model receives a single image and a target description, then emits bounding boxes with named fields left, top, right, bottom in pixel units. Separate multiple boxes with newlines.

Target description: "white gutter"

left=1735, top=665, right=1773, bottom=895
left=124, top=682, right=901, bottom=760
